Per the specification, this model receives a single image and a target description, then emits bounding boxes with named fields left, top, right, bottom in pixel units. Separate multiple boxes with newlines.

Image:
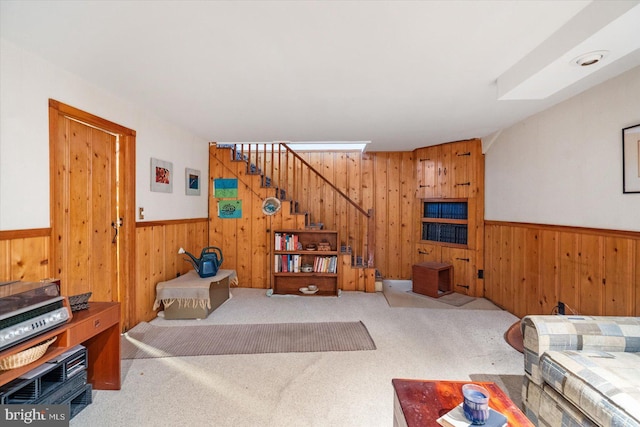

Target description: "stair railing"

left=225, top=142, right=374, bottom=268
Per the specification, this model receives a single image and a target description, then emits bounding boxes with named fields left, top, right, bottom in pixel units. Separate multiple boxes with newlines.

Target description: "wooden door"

left=415, top=243, right=440, bottom=263
left=442, top=247, right=475, bottom=296
left=49, top=100, right=136, bottom=331
left=53, top=119, right=117, bottom=301
left=415, top=146, right=438, bottom=198
left=437, top=144, right=452, bottom=197
left=451, top=141, right=473, bottom=198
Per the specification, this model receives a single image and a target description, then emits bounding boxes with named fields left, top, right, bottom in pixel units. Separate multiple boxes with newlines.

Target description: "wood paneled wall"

left=210, top=146, right=416, bottom=290
left=0, top=229, right=51, bottom=282
left=298, top=150, right=415, bottom=279
left=209, top=147, right=305, bottom=290
left=1, top=220, right=207, bottom=328
left=485, top=221, right=640, bottom=318
left=135, top=219, right=208, bottom=325
left=6, top=150, right=639, bottom=326
left=365, top=151, right=416, bottom=280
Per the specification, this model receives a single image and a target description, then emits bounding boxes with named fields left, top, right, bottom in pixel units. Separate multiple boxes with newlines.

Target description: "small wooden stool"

left=412, top=262, right=452, bottom=298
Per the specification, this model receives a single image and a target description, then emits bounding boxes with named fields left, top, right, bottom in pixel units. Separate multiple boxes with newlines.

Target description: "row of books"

left=274, top=255, right=337, bottom=273
left=422, top=223, right=468, bottom=245
left=274, top=232, right=299, bottom=251
left=423, top=202, right=468, bottom=220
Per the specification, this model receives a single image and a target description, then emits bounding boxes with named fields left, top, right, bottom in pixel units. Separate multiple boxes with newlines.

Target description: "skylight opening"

left=285, top=141, right=369, bottom=152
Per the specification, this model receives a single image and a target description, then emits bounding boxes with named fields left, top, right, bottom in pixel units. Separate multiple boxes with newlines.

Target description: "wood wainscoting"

left=2, top=220, right=208, bottom=328
left=0, top=228, right=51, bottom=281
left=484, top=221, right=640, bottom=318
left=135, top=218, right=209, bottom=325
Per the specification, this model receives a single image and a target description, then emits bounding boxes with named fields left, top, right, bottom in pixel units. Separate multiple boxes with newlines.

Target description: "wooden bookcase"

left=420, top=198, right=469, bottom=247
left=272, top=229, right=339, bottom=296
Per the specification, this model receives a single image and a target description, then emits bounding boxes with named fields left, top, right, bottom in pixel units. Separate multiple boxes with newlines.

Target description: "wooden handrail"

left=281, top=143, right=371, bottom=218
left=219, top=142, right=375, bottom=267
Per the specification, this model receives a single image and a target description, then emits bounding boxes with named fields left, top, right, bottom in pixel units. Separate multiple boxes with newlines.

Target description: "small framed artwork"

left=150, top=158, right=173, bottom=193
left=185, top=168, right=201, bottom=196
left=622, top=124, right=640, bottom=194
left=218, top=200, right=242, bottom=219
left=214, top=178, right=238, bottom=198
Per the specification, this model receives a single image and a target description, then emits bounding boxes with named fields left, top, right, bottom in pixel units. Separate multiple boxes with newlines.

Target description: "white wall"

left=485, top=66, right=640, bottom=232
left=0, top=39, right=209, bottom=230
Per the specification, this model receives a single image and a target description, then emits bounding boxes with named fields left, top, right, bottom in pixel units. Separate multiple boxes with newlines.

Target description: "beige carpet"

left=72, top=288, right=523, bottom=427
left=383, top=280, right=501, bottom=310
left=122, top=320, right=376, bottom=359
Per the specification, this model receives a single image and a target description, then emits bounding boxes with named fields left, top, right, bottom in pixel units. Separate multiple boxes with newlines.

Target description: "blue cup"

left=462, top=384, right=490, bottom=425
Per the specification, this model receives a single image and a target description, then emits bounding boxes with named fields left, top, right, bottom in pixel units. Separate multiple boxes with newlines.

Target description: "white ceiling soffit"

left=497, top=1, right=640, bottom=100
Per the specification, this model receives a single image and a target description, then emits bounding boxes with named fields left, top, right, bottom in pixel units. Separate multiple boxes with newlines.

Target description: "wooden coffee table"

left=392, top=379, right=533, bottom=426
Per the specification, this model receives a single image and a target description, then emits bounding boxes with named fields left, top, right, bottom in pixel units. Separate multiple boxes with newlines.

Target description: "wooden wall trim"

left=48, top=99, right=136, bottom=136
left=485, top=220, right=640, bottom=240
left=136, top=218, right=208, bottom=228
left=0, top=228, right=51, bottom=240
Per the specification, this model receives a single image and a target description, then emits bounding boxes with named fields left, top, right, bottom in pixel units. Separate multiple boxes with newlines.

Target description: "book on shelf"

left=423, top=202, right=468, bottom=220
left=436, top=403, right=507, bottom=427
left=274, top=254, right=338, bottom=274
left=274, top=254, right=302, bottom=273
left=422, top=222, right=468, bottom=245
left=313, top=256, right=337, bottom=273
left=274, top=232, right=299, bottom=251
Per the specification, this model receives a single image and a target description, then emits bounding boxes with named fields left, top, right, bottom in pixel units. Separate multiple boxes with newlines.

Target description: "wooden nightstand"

left=412, top=262, right=452, bottom=298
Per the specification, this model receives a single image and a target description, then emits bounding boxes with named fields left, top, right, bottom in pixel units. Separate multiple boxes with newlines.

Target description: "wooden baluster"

left=270, top=143, right=274, bottom=191
left=278, top=144, right=282, bottom=198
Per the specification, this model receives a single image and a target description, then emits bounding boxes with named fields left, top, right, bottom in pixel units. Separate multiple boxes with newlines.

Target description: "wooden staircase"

left=209, top=143, right=376, bottom=292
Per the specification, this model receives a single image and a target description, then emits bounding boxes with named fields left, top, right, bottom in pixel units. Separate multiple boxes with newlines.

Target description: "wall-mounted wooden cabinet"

left=413, top=138, right=484, bottom=297
left=416, top=139, right=480, bottom=199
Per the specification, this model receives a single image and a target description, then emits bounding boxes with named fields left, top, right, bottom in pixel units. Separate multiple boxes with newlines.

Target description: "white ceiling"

left=1, top=0, right=639, bottom=152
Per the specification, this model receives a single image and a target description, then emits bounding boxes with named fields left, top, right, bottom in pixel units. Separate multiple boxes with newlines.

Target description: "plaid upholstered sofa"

left=521, top=315, right=640, bottom=427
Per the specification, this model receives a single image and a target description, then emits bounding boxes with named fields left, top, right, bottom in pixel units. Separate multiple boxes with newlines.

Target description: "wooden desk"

left=392, top=379, right=532, bottom=427
left=0, top=302, right=121, bottom=390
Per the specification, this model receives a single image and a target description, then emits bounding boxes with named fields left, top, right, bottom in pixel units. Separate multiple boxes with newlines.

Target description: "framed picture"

left=150, top=158, right=173, bottom=193
left=218, top=200, right=242, bottom=219
left=214, top=178, right=238, bottom=198
left=185, top=168, right=201, bottom=196
left=623, top=124, right=640, bottom=193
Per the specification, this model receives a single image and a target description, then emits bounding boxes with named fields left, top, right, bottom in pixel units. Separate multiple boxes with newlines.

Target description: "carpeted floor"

left=71, top=287, right=524, bottom=427
left=382, top=280, right=501, bottom=310
left=122, top=320, right=376, bottom=359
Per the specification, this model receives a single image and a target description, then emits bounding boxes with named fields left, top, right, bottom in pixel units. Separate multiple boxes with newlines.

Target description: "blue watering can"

left=178, top=246, right=223, bottom=278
